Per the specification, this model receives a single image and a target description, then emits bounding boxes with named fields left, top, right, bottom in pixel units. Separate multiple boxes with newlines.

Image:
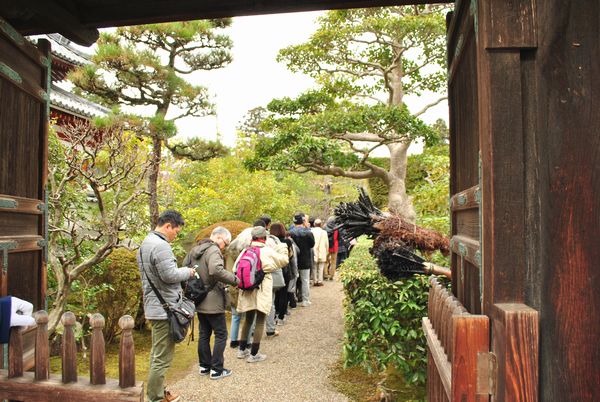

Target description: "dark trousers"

left=336, top=250, right=348, bottom=267
left=197, top=312, right=228, bottom=372
left=296, top=277, right=303, bottom=302
left=274, top=286, right=288, bottom=319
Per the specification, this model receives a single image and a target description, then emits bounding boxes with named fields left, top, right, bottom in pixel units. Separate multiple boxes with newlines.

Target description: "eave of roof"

left=50, top=84, right=111, bottom=119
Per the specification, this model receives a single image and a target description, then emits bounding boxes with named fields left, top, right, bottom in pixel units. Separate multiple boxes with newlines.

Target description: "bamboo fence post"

left=61, top=312, right=77, bottom=383
left=34, top=310, right=49, bottom=380
left=118, top=315, right=135, bottom=388
left=8, top=327, right=23, bottom=378
left=89, top=313, right=106, bottom=385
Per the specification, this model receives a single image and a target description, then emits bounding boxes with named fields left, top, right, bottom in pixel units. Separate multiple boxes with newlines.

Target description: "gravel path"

left=171, top=278, right=349, bottom=402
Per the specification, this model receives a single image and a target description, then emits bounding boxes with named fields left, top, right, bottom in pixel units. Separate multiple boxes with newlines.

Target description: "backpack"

left=327, top=228, right=338, bottom=252
left=183, top=267, right=212, bottom=304
left=235, top=246, right=264, bottom=290
left=182, top=244, right=216, bottom=304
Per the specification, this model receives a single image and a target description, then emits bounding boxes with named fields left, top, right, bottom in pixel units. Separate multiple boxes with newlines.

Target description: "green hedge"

left=339, top=239, right=429, bottom=385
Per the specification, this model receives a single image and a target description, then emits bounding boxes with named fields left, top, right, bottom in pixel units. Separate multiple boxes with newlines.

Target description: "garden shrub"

left=340, top=239, right=429, bottom=386
left=91, top=248, right=142, bottom=343
left=194, top=220, right=252, bottom=243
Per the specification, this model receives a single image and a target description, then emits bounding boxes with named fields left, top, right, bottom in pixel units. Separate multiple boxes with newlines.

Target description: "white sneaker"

left=210, top=368, right=232, bottom=380
left=300, top=301, right=311, bottom=307
left=246, top=353, right=267, bottom=363
left=237, top=349, right=250, bottom=359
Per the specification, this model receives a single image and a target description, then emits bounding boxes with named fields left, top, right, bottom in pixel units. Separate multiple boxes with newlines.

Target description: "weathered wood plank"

left=61, top=312, right=77, bottom=384
left=452, top=314, right=490, bottom=401
left=423, top=317, right=451, bottom=401
left=454, top=209, right=480, bottom=240
left=0, top=370, right=143, bottom=402
left=450, top=185, right=480, bottom=211
left=477, top=48, right=526, bottom=313
left=34, top=310, right=49, bottom=381
left=8, top=327, right=23, bottom=378
left=450, top=234, right=480, bottom=268
left=90, top=314, right=106, bottom=385
left=118, top=316, right=135, bottom=388
left=492, top=303, right=538, bottom=402
left=481, top=0, right=537, bottom=49
left=0, top=194, right=44, bottom=214
left=533, top=2, right=600, bottom=400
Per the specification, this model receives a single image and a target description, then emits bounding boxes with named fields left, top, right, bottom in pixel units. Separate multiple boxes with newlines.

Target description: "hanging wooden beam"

left=0, top=0, right=99, bottom=46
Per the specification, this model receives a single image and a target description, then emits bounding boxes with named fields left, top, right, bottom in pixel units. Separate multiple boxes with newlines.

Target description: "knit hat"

left=0, top=296, right=12, bottom=344
left=251, top=226, right=268, bottom=239
left=293, top=213, right=305, bottom=225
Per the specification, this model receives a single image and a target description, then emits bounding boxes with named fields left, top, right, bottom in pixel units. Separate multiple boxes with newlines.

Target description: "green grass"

left=330, top=361, right=426, bottom=402
left=50, top=318, right=204, bottom=383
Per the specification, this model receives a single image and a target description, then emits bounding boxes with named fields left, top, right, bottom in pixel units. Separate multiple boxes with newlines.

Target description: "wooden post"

left=118, top=315, right=135, bottom=388
left=61, top=311, right=77, bottom=383
left=492, top=303, right=538, bottom=401
left=8, top=327, right=23, bottom=378
left=89, top=313, right=106, bottom=385
left=33, top=310, right=49, bottom=381
left=451, top=314, right=489, bottom=401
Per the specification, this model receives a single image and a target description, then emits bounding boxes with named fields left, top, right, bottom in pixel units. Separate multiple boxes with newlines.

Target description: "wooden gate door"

left=0, top=17, right=50, bottom=368
left=447, top=0, right=482, bottom=316
left=429, top=2, right=539, bottom=401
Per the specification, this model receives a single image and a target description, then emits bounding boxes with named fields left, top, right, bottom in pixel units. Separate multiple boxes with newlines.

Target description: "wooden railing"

left=423, top=277, right=490, bottom=402
left=0, top=311, right=143, bottom=401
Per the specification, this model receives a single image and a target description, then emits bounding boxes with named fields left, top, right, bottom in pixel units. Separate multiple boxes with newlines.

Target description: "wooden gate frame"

left=428, top=1, right=541, bottom=401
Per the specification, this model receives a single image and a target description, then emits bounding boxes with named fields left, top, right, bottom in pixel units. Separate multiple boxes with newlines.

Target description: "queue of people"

left=138, top=210, right=352, bottom=402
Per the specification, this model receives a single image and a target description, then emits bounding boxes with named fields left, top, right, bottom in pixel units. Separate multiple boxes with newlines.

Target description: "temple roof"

left=47, top=34, right=91, bottom=67
left=50, top=84, right=110, bottom=119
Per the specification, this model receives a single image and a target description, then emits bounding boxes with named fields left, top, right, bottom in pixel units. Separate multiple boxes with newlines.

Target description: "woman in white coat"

left=235, top=226, right=289, bottom=363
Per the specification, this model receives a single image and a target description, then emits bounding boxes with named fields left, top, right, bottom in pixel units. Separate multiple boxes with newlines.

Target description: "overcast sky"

left=168, top=11, right=449, bottom=152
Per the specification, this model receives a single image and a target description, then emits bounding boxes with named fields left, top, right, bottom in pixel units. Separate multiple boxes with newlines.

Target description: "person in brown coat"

left=183, top=227, right=238, bottom=380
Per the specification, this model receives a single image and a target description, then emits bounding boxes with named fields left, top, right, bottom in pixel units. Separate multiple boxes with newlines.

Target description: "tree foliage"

left=47, top=120, right=151, bottom=334
left=163, top=153, right=311, bottom=241
left=245, top=6, right=448, bottom=220
left=70, top=21, right=232, bottom=227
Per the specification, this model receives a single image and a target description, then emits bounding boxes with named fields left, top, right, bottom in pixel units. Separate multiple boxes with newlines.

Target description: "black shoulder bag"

left=140, top=249, right=195, bottom=343
left=183, top=246, right=217, bottom=304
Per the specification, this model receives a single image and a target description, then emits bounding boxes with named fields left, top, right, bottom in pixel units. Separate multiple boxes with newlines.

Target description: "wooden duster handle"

left=423, top=262, right=452, bottom=278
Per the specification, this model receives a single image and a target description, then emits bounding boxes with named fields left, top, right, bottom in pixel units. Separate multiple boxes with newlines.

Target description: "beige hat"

left=251, top=226, right=268, bottom=239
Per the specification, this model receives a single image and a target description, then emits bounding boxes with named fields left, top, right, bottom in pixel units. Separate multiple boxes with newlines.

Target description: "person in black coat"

left=289, top=213, right=315, bottom=306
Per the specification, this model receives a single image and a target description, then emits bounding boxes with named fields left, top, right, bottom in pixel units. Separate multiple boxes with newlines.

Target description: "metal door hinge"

left=477, top=351, right=497, bottom=396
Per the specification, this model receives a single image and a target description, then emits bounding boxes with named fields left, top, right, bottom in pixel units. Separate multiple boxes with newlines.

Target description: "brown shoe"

left=162, top=390, right=181, bottom=402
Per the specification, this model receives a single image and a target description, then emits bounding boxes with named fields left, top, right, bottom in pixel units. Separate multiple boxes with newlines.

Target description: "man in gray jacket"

left=138, top=210, right=196, bottom=402
left=183, top=227, right=238, bottom=380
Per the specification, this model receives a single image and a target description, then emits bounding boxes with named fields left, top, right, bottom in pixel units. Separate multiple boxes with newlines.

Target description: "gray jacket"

left=183, top=240, right=238, bottom=314
left=138, top=231, right=191, bottom=320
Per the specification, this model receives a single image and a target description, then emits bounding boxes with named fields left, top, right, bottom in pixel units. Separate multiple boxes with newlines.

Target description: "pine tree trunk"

left=148, top=135, right=162, bottom=228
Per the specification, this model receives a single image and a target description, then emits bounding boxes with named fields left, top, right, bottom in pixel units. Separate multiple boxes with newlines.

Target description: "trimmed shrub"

left=194, top=220, right=252, bottom=243
left=340, top=239, right=429, bottom=385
